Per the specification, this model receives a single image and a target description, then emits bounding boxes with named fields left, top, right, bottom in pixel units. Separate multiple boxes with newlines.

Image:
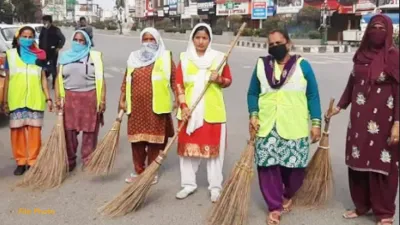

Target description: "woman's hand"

left=249, top=115, right=259, bottom=132
left=99, top=101, right=106, bottom=113
left=181, top=106, right=191, bottom=122
left=46, top=100, right=53, bottom=112
left=209, top=70, right=220, bottom=83
left=2, top=102, right=9, bottom=115
left=389, top=121, right=399, bottom=146
left=325, top=106, right=341, bottom=120
left=119, top=100, right=126, bottom=112
left=310, top=127, right=321, bottom=143
left=55, top=98, right=62, bottom=111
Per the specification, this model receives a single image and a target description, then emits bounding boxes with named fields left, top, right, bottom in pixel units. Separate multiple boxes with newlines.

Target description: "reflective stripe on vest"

left=58, top=50, right=104, bottom=111
left=6, top=49, right=45, bottom=111
left=176, top=52, right=227, bottom=123
left=256, top=57, right=309, bottom=140
left=125, top=50, right=173, bottom=115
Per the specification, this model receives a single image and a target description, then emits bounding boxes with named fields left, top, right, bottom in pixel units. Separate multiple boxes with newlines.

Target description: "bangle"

left=311, top=119, right=321, bottom=127
left=46, top=98, right=52, bottom=102
left=250, top=112, right=258, bottom=118
left=180, top=103, right=188, bottom=109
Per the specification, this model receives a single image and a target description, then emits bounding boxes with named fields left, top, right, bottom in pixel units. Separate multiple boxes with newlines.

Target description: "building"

left=73, top=3, right=101, bottom=22
left=41, top=0, right=67, bottom=21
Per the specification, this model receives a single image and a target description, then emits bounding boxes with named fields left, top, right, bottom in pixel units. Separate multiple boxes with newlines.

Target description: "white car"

left=0, top=24, right=19, bottom=52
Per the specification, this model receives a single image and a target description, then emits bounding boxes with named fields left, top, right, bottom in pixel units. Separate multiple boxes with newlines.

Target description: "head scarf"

left=127, top=27, right=165, bottom=68
left=183, top=23, right=225, bottom=135
left=14, top=26, right=46, bottom=65
left=58, top=30, right=92, bottom=65
left=353, top=14, right=399, bottom=84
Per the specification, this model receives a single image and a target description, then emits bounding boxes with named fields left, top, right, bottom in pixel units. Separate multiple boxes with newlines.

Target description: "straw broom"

left=98, top=22, right=248, bottom=218
left=84, top=110, right=125, bottom=176
left=292, top=98, right=335, bottom=207
left=207, top=127, right=256, bottom=225
left=16, top=100, right=69, bottom=190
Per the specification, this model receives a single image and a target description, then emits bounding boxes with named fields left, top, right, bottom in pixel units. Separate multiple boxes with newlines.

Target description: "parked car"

left=0, top=24, right=19, bottom=52
left=0, top=52, right=6, bottom=114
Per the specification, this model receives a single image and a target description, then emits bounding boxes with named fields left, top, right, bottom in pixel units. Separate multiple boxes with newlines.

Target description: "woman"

left=327, top=15, right=399, bottom=225
left=55, top=30, right=106, bottom=172
left=119, top=27, right=176, bottom=184
left=175, top=23, right=232, bottom=203
left=2, top=26, right=52, bottom=176
left=247, top=29, right=322, bottom=225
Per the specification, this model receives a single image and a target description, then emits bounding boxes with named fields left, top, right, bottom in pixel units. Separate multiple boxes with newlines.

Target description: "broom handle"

left=323, top=98, right=336, bottom=134
left=160, top=23, right=247, bottom=156
left=117, top=109, right=124, bottom=122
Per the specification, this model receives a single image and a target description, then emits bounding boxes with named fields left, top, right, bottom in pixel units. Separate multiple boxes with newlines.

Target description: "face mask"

left=71, top=41, right=87, bottom=52
left=367, top=29, right=386, bottom=47
left=141, top=42, right=159, bottom=51
left=268, top=44, right=289, bottom=62
left=19, top=38, right=35, bottom=47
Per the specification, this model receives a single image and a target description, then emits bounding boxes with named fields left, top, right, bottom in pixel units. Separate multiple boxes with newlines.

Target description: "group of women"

left=1, top=14, right=398, bottom=225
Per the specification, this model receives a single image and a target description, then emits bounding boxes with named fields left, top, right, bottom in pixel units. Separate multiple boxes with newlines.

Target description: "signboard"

left=276, top=0, right=304, bottom=14
left=251, top=0, right=268, bottom=19
left=216, top=2, right=250, bottom=15
left=145, top=0, right=155, bottom=16
left=197, top=0, right=216, bottom=15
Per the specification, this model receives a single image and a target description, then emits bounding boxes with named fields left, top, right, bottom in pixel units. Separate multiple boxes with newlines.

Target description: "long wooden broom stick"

left=99, top=22, right=247, bottom=217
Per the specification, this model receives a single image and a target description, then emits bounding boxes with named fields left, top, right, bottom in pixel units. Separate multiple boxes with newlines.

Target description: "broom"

left=206, top=127, right=256, bottom=225
left=98, top=22, right=248, bottom=218
left=84, top=110, right=125, bottom=176
left=292, top=98, right=335, bottom=207
left=16, top=100, right=69, bottom=190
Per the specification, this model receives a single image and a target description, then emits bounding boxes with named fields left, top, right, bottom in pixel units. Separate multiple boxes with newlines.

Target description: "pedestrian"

left=39, top=15, right=66, bottom=89
left=175, top=23, right=232, bottom=203
left=54, top=30, right=106, bottom=172
left=247, top=29, right=322, bottom=224
left=118, top=27, right=176, bottom=184
left=2, top=26, right=53, bottom=176
left=326, top=14, right=399, bottom=225
left=76, top=17, right=94, bottom=47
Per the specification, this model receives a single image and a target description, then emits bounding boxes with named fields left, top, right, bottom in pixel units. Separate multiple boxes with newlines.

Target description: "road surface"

left=0, top=29, right=398, bottom=225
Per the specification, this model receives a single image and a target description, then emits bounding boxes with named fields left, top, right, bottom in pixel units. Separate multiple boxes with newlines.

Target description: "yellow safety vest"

left=176, top=52, right=227, bottom=123
left=256, top=57, right=309, bottom=140
left=6, top=48, right=46, bottom=111
left=125, top=50, right=173, bottom=115
left=58, top=50, right=104, bottom=111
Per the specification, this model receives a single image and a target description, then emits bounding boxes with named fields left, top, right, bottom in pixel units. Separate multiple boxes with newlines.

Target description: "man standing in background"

left=76, top=17, right=94, bottom=46
left=39, top=15, right=66, bottom=89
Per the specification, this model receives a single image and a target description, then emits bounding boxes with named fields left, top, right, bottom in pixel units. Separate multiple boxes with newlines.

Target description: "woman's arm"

left=3, top=57, right=9, bottom=103
left=170, top=59, right=178, bottom=99
left=119, top=69, right=127, bottom=103
left=101, top=72, right=106, bottom=104
left=300, top=60, right=322, bottom=127
left=175, top=62, right=186, bottom=108
left=337, top=70, right=355, bottom=110
left=54, top=66, right=60, bottom=99
left=41, top=70, right=51, bottom=100
left=216, top=64, right=232, bottom=88
left=247, top=65, right=261, bottom=117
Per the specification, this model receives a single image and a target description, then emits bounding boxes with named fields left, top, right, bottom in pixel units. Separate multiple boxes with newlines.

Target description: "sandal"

left=267, top=211, right=281, bottom=225
left=283, top=199, right=292, bottom=213
left=342, top=210, right=360, bottom=219
left=377, top=218, right=394, bottom=225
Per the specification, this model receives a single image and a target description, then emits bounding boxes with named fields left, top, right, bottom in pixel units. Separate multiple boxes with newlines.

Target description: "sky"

left=78, top=0, right=115, bottom=10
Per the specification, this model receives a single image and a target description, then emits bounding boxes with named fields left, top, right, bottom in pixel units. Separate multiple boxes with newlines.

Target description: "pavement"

left=0, top=29, right=398, bottom=225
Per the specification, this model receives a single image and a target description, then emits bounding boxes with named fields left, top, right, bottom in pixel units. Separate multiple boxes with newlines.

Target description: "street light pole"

left=320, top=0, right=329, bottom=45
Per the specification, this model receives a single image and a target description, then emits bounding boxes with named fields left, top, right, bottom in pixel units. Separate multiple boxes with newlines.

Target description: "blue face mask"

left=71, top=41, right=87, bottom=52
left=19, top=38, right=35, bottom=47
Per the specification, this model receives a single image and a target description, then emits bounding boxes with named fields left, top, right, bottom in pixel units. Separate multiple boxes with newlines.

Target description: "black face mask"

left=268, top=44, right=288, bottom=62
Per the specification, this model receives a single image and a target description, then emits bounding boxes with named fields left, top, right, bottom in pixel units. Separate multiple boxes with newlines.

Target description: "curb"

left=236, top=40, right=352, bottom=53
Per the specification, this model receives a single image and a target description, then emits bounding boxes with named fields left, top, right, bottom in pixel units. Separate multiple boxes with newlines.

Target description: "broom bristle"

left=16, top=114, right=69, bottom=190
left=84, top=120, right=122, bottom=176
left=292, top=145, right=333, bottom=207
left=98, top=154, right=165, bottom=217
left=207, top=141, right=255, bottom=225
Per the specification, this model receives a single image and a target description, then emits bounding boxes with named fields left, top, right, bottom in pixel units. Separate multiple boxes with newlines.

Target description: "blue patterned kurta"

left=247, top=59, right=321, bottom=168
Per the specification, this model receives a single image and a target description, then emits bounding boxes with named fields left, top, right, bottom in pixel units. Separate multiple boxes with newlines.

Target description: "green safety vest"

left=125, top=50, right=173, bottom=115
left=176, top=52, right=227, bottom=123
left=6, top=48, right=46, bottom=111
left=256, top=57, right=309, bottom=140
left=58, top=50, right=104, bottom=111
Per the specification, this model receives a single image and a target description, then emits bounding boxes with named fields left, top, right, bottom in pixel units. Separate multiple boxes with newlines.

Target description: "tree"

left=11, top=0, right=38, bottom=22
left=0, top=0, right=14, bottom=24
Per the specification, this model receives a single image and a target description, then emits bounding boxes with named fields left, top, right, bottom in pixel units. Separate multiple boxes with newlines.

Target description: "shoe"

left=210, top=190, right=221, bottom=203
left=176, top=188, right=196, bottom=199
left=14, top=165, right=26, bottom=176
left=125, top=173, right=138, bottom=183
left=151, top=175, right=158, bottom=185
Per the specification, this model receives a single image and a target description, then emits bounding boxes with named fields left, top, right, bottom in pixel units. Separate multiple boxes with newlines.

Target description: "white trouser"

left=179, top=124, right=226, bottom=192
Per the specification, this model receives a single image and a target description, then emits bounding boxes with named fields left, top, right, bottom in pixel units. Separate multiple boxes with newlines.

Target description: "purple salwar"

left=66, top=124, right=99, bottom=168
left=257, top=165, right=305, bottom=212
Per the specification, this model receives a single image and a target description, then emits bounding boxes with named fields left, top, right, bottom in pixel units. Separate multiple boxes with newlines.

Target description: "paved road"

left=0, top=29, right=398, bottom=225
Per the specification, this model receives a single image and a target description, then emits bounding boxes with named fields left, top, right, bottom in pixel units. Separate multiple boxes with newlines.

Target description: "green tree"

left=11, top=0, right=38, bottom=22
left=0, top=0, right=14, bottom=24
